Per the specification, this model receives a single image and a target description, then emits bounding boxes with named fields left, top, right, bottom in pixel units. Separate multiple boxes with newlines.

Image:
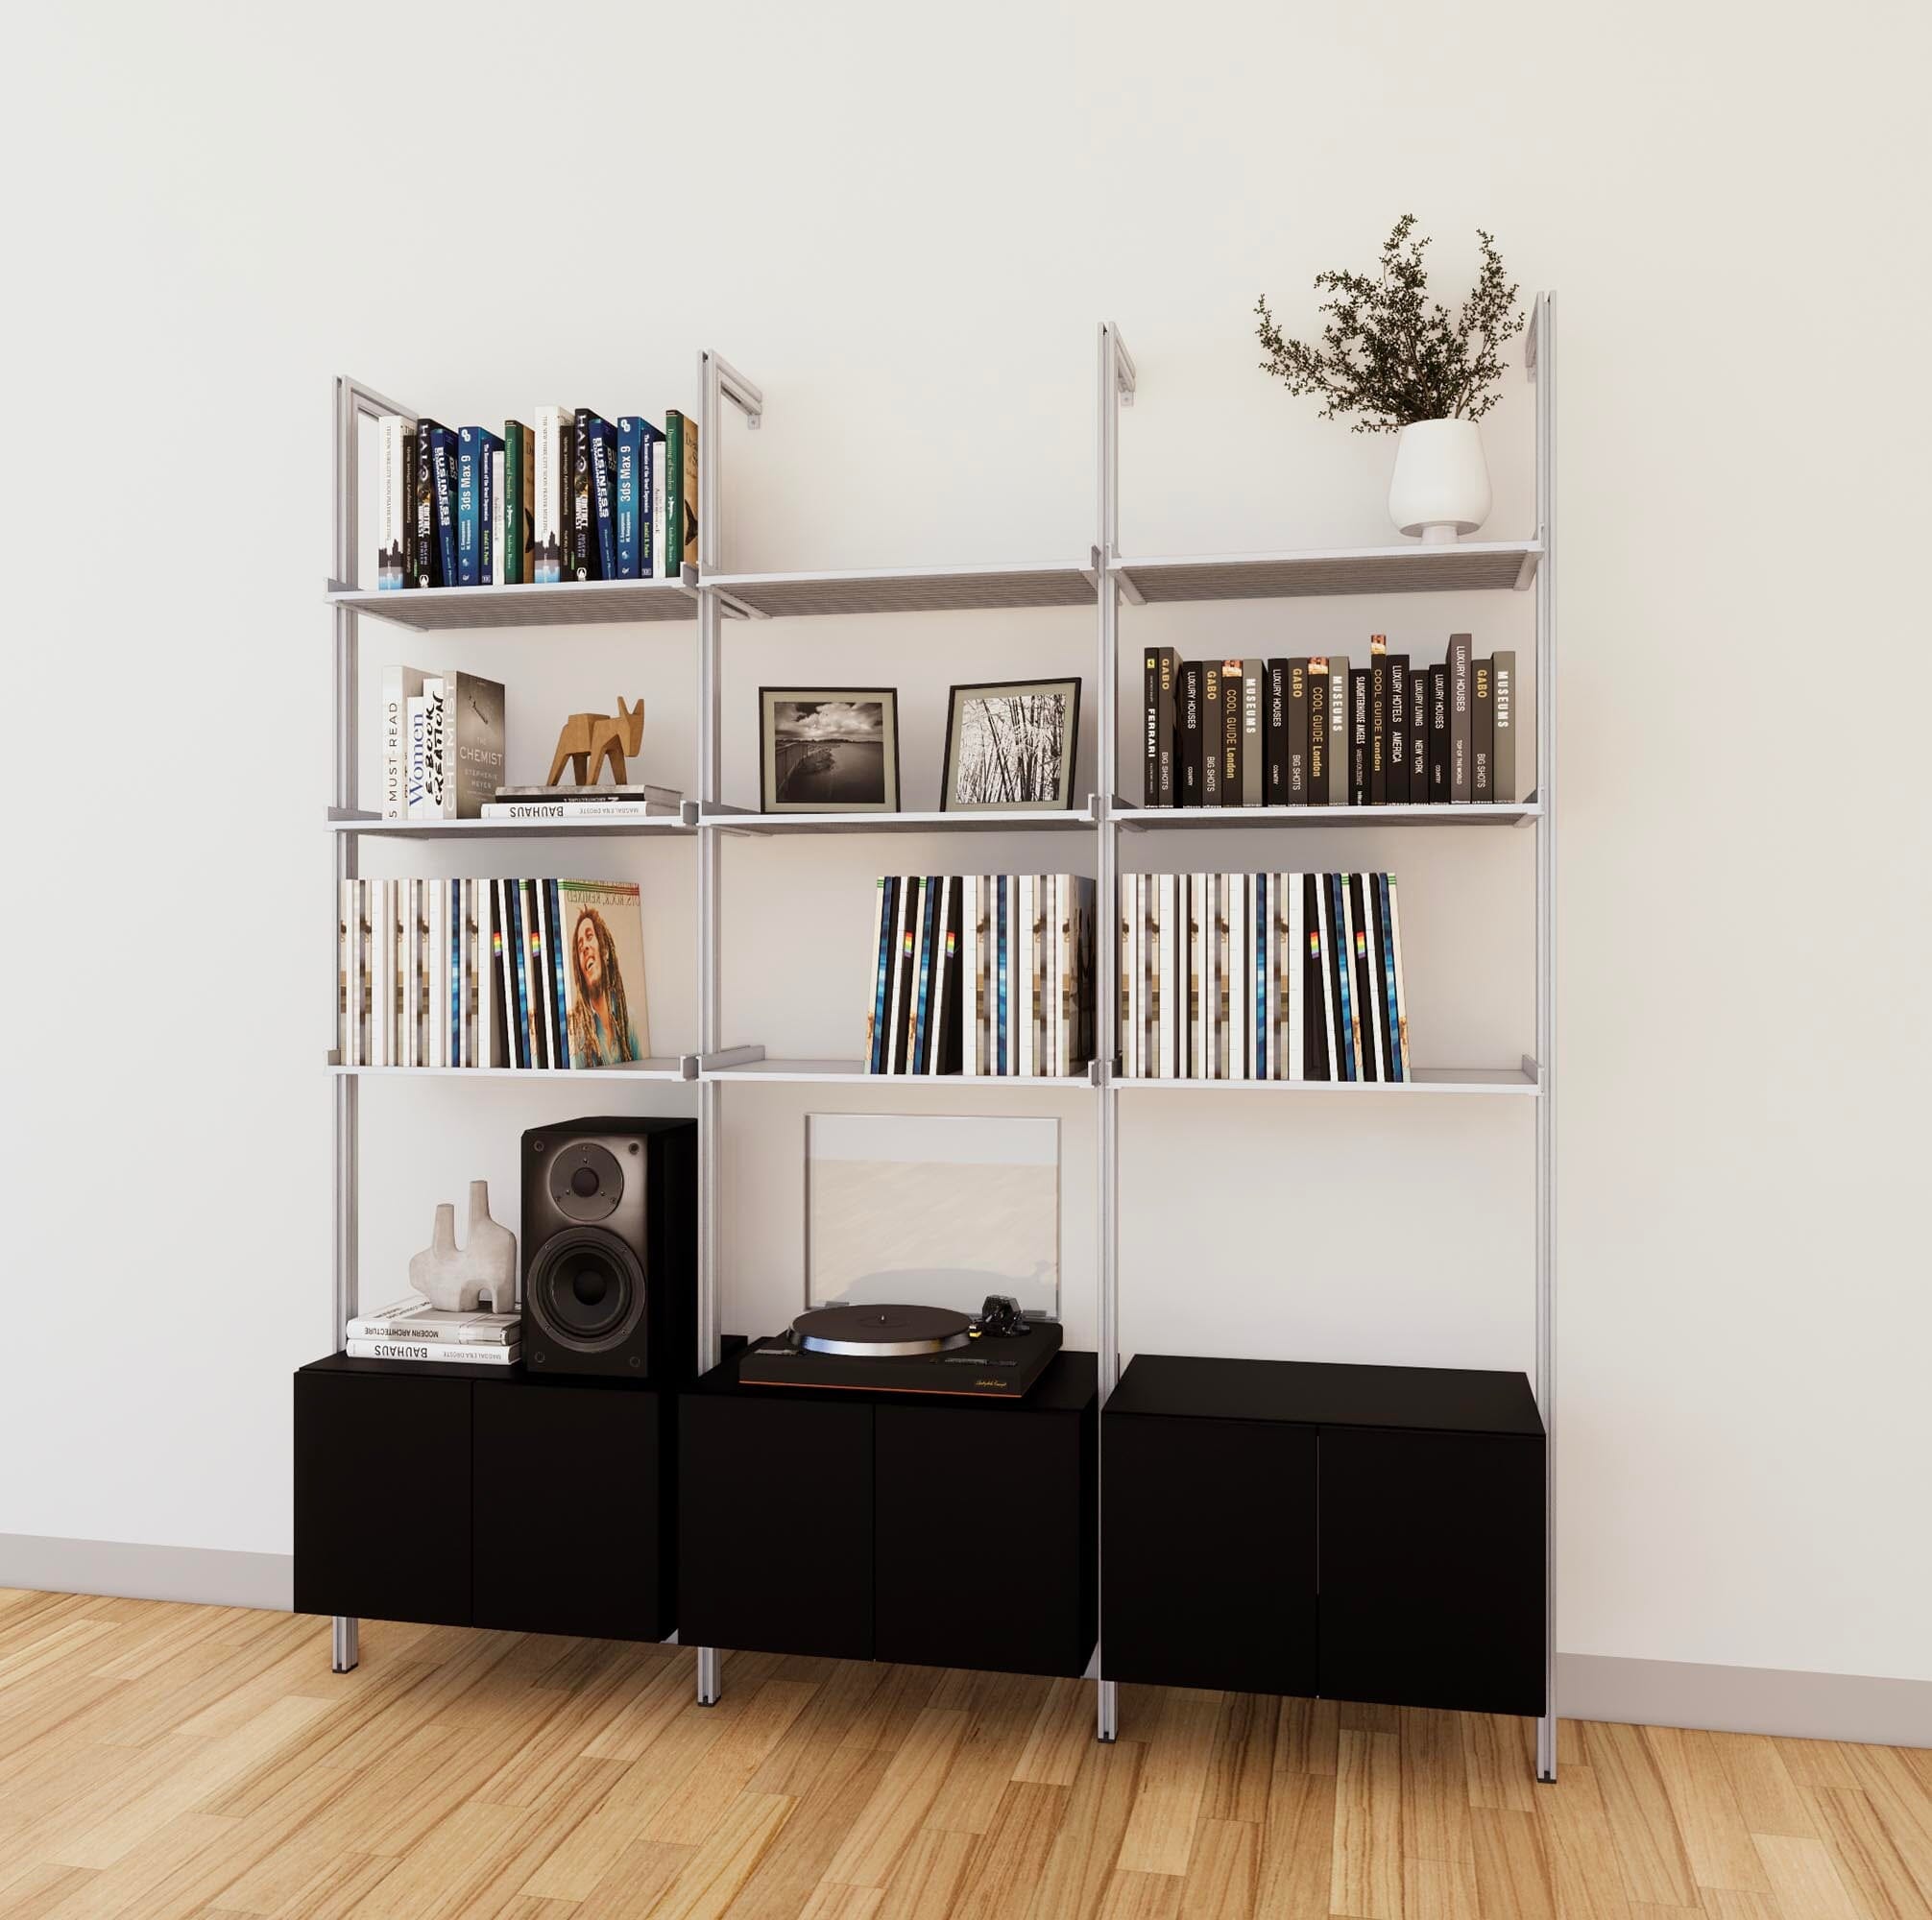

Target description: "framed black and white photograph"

left=940, top=677, right=1082, bottom=812
left=759, top=687, right=902, bottom=813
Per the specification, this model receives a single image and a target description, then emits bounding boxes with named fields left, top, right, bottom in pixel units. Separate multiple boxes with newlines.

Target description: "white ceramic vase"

left=1388, top=418, right=1492, bottom=544
left=407, top=1180, right=518, bottom=1312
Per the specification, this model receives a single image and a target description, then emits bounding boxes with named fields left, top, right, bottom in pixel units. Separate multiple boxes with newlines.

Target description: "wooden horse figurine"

left=546, top=697, right=645, bottom=786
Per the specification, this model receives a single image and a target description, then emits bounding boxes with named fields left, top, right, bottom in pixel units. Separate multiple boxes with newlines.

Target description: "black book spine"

left=1306, top=661, right=1328, bottom=805
left=1144, top=649, right=1158, bottom=805
left=1179, top=661, right=1202, bottom=804
left=570, top=410, right=598, bottom=581
left=1368, top=642, right=1388, bottom=805
left=1429, top=663, right=1451, bottom=803
left=401, top=426, right=418, bottom=588
left=1285, top=659, right=1309, bottom=804
left=1409, top=669, right=1429, bottom=799
left=1347, top=873, right=1379, bottom=1081
left=413, top=419, right=444, bottom=588
left=1157, top=648, right=1179, bottom=805
left=1448, top=633, right=1472, bottom=803
left=1200, top=661, right=1221, bottom=805
left=1220, top=659, right=1243, bottom=805
left=1303, top=873, right=1329, bottom=1079
left=1472, top=656, right=1494, bottom=801
left=1349, top=669, right=1369, bottom=805
left=1266, top=660, right=1288, bottom=805
left=1386, top=653, right=1410, bottom=804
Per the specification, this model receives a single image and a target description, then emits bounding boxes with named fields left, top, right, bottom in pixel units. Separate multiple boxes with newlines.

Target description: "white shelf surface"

left=1116, top=1066, right=1538, bottom=1095
left=1113, top=540, right=1540, bottom=604
left=1122, top=801, right=1540, bottom=830
left=326, top=1058, right=690, bottom=1081
left=705, top=1058, right=1092, bottom=1088
left=704, top=560, right=1096, bottom=619
left=327, top=811, right=694, bottom=840
left=326, top=577, right=699, bottom=632
left=702, top=806, right=1096, bottom=836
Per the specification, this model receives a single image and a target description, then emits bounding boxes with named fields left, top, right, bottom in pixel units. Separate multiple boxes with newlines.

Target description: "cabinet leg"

left=330, top=1617, right=359, bottom=1674
left=1096, top=1678, right=1118, bottom=1742
left=696, top=1645, right=721, bottom=1707
left=1536, top=1712, right=1557, bottom=1783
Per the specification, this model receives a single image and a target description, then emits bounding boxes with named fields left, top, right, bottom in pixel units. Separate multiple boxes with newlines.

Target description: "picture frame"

left=759, top=687, right=902, bottom=813
left=939, top=676, right=1083, bottom=812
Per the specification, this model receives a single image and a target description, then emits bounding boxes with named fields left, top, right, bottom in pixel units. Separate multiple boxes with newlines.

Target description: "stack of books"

left=336, top=877, right=650, bottom=1070
left=1121, top=871, right=1413, bottom=1083
left=1143, top=638, right=1518, bottom=807
left=864, top=875, right=1097, bottom=1077
left=379, top=667, right=506, bottom=820
left=346, top=1296, right=520, bottom=1366
left=374, top=409, right=697, bottom=590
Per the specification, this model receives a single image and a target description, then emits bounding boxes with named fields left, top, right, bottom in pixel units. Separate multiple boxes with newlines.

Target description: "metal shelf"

left=1112, top=540, right=1539, bottom=605
left=701, top=804, right=1098, bottom=836
left=327, top=809, right=694, bottom=840
left=326, top=1057, right=691, bottom=1080
left=705, top=1057, right=1091, bottom=1087
left=326, top=575, right=699, bottom=632
left=703, top=559, right=1096, bottom=618
left=1115, top=1065, right=1538, bottom=1095
left=1122, top=801, right=1539, bottom=830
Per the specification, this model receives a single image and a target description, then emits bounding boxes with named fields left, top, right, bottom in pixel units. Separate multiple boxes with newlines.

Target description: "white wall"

left=7, top=0, right=1928, bottom=1691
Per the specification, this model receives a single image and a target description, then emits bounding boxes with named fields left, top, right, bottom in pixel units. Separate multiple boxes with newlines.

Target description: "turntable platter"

left=792, top=1303, right=972, bottom=1357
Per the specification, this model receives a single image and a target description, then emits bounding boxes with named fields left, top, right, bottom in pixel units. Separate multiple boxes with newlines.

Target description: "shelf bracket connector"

left=1521, top=1053, right=1543, bottom=1086
left=700, top=1044, right=767, bottom=1076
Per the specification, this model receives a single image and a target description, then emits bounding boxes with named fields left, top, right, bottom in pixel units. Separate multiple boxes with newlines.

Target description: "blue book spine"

left=429, top=428, right=459, bottom=587
left=996, top=878, right=1008, bottom=1075
left=1377, top=874, right=1402, bottom=1081
left=472, top=429, right=503, bottom=584
left=590, top=418, right=619, bottom=581
left=1330, top=874, right=1354, bottom=1081
left=1253, top=874, right=1268, bottom=1080
left=456, top=431, right=480, bottom=585
left=503, top=881, right=528, bottom=1068
left=616, top=420, right=640, bottom=579
left=912, top=877, right=939, bottom=1071
left=547, top=880, right=570, bottom=1063
left=869, top=877, right=897, bottom=1073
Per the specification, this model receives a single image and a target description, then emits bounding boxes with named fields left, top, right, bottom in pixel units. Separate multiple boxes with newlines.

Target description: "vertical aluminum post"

left=694, top=349, right=762, bottom=1709
left=1530, top=294, right=1558, bottom=1783
left=1094, top=323, right=1134, bottom=1743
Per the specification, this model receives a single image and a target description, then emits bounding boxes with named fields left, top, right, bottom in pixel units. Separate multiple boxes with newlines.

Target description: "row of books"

left=1143, top=638, right=1517, bottom=807
left=1121, top=872, right=1413, bottom=1082
left=346, top=1297, right=520, bottom=1366
left=378, top=667, right=506, bottom=819
left=863, top=876, right=1098, bottom=1077
left=336, top=876, right=650, bottom=1069
left=374, top=408, right=698, bottom=589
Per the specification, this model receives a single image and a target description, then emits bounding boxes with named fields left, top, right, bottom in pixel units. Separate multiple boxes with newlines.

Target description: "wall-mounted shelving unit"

left=325, top=300, right=1556, bottom=1774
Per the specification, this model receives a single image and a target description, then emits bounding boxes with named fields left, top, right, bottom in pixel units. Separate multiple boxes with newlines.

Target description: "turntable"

left=738, top=1295, right=1064, bottom=1399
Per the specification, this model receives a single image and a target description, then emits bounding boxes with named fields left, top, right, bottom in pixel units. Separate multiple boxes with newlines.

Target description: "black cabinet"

left=294, top=1355, right=674, bottom=1641
left=680, top=1352, right=1097, bottom=1678
left=1101, top=1354, right=1545, bottom=1718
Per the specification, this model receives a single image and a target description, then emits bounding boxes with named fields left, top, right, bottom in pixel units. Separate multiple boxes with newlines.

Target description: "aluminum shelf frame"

left=325, top=308, right=1557, bottom=1772
left=326, top=1058, right=691, bottom=1081
left=1112, top=539, right=1540, bottom=604
left=703, top=559, right=1096, bottom=619
left=326, top=575, right=702, bottom=632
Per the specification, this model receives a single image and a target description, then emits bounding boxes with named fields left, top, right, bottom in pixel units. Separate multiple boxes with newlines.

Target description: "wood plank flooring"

left=0, top=1592, right=1925, bottom=1919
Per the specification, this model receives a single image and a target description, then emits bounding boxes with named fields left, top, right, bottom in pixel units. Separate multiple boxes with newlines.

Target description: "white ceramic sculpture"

left=408, top=1180, right=517, bottom=1312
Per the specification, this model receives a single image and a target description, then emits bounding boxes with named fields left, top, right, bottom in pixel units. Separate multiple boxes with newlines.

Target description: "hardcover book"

left=1200, top=662, right=1222, bottom=804
left=1429, top=663, right=1451, bottom=802
left=1368, top=637, right=1389, bottom=806
left=1241, top=659, right=1265, bottom=806
left=571, top=410, right=616, bottom=581
left=1472, top=655, right=1494, bottom=800
left=501, top=421, right=534, bottom=583
left=380, top=665, right=429, bottom=820
left=1305, top=873, right=1331, bottom=1080
left=1410, top=668, right=1428, bottom=797
left=1220, top=659, right=1244, bottom=804
left=587, top=416, right=619, bottom=581
left=412, top=419, right=447, bottom=588
left=556, top=879, right=650, bottom=1065
left=533, top=405, right=572, bottom=584
left=616, top=418, right=665, bottom=580
left=1491, top=650, right=1517, bottom=803
left=376, top=415, right=415, bottom=588
left=1447, top=634, right=1473, bottom=803
left=1349, top=669, right=1370, bottom=805
left=1306, top=659, right=1329, bottom=804
left=1179, top=660, right=1204, bottom=804
left=1386, top=651, right=1411, bottom=804
left=1326, top=655, right=1351, bottom=803
left=426, top=426, right=460, bottom=588
left=455, top=427, right=503, bottom=586
left=664, top=409, right=699, bottom=573
left=1285, top=659, right=1309, bottom=804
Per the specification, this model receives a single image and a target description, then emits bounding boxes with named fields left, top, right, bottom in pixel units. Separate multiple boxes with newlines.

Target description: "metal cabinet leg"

left=1097, top=1678, right=1118, bottom=1742
left=696, top=1645, right=721, bottom=1706
left=331, top=1616, right=360, bottom=1673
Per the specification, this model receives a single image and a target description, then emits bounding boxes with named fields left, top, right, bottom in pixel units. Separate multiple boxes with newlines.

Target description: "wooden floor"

left=0, top=1594, right=1926, bottom=1919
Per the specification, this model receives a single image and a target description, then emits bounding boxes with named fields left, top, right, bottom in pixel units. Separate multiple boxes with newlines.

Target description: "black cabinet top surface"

left=690, top=1347, right=1098, bottom=1414
left=300, top=1353, right=667, bottom=1395
left=1106, top=1354, right=1542, bottom=1437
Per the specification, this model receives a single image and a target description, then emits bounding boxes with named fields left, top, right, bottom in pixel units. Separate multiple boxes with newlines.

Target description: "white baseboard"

left=1559, top=1652, right=1932, bottom=1747
left=0, top=1533, right=292, bottom=1612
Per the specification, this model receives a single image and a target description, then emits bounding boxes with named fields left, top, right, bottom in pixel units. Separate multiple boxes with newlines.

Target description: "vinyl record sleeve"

left=557, top=879, right=650, bottom=1066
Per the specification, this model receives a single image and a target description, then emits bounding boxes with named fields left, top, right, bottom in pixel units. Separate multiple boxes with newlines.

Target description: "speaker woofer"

left=525, top=1226, right=647, bottom=1354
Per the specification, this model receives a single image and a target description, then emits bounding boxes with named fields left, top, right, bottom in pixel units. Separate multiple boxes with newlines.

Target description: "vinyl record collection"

left=1120, top=872, right=1413, bottom=1083
left=863, top=875, right=1097, bottom=1077
left=1144, top=637, right=1518, bottom=807
left=344, top=1296, right=521, bottom=1367
left=336, top=878, right=650, bottom=1070
left=374, top=407, right=697, bottom=589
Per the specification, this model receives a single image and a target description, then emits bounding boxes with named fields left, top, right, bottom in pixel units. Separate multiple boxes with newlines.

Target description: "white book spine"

left=433, top=880, right=450, bottom=1068
left=380, top=665, right=425, bottom=820
left=1186, top=875, right=1202, bottom=1080
left=489, top=448, right=506, bottom=587
left=1388, top=874, right=1413, bottom=1079
left=1262, top=875, right=1276, bottom=1080
left=1155, top=874, right=1172, bottom=1078
left=932, top=876, right=956, bottom=1072
left=1288, top=875, right=1305, bottom=1082
left=863, top=874, right=888, bottom=1068
left=369, top=879, right=390, bottom=1067
left=1002, top=876, right=1017, bottom=1075
left=533, top=881, right=558, bottom=1070
left=375, top=415, right=412, bottom=588
left=1018, top=876, right=1035, bottom=1078
left=401, top=877, right=419, bottom=1068
left=339, top=879, right=358, bottom=1067
left=345, top=1340, right=521, bottom=1366
left=1053, top=875, right=1069, bottom=1077
left=1228, top=875, right=1247, bottom=1081
left=650, top=439, right=669, bottom=579
left=1118, top=877, right=1131, bottom=1079
left=885, top=876, right=911, bottom=1073
left=1199, top=875, right=1215, bottom=1080
left=1127, top=875, right=1143, bottom=1079
left=960, top=876, right=979, bottom=1076
left=534, top=405, right=569, bottom=581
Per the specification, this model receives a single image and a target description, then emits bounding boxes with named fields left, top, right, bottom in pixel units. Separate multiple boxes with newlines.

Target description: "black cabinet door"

left=679, top=1396, right=874, bottom=1660
left=875, top=1405, right=1095, bottom=1677
left=472, top=1383, right=669, bottom=1642
left=1102, top=1411, right=1316, bottom=1695
left=1318, top=1428, right=1546, bottom=1716
left=293, top=1371, right=471, bottom=1627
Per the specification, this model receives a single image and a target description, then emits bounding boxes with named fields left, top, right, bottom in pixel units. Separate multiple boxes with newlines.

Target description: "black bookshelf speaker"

left=519, top=1116, right=697, bottom=1380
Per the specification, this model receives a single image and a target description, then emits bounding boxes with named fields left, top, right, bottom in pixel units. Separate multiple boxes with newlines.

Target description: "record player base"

left=678, top=1349, right=1098, bottom=1678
